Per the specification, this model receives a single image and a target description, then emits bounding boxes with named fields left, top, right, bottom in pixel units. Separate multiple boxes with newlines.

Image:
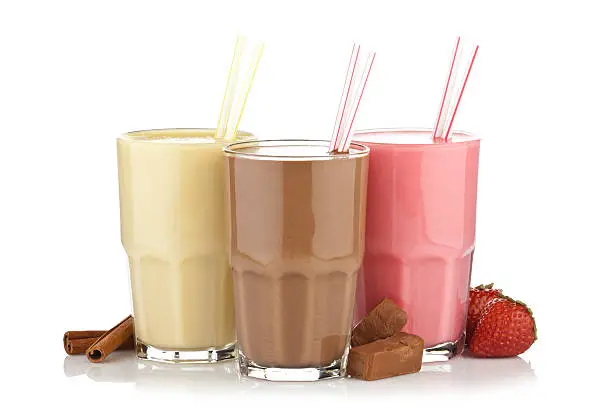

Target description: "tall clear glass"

left=224, top=140, right=369, bottom=381
left=352, top=128, right=480, bottom=361
left=117, top=128, right=250, bottom=363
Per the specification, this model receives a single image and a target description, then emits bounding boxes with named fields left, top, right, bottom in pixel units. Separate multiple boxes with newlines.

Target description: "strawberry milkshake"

left=353, top=128, right=480, bottom=360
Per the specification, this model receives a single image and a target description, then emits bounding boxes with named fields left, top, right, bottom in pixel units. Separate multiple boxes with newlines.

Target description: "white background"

left=1, top=0, right=610, bottom=406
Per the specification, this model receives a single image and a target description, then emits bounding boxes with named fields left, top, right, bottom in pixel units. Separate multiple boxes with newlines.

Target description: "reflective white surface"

left=61, top=351, right=537, bottom=399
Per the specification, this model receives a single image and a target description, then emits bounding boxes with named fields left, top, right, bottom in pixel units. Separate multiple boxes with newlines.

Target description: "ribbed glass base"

left=422, top=333, right=465, bottom=363
left=236, top=349, right=347, bottom=381
left=136, top=339, right=235, bottom=364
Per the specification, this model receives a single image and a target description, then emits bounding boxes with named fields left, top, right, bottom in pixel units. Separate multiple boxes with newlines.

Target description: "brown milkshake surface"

left=226, top=141, right=369, bottom=368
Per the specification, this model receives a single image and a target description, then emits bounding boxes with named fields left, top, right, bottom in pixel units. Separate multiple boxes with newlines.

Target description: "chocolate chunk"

left=348, top=333, right=424, bottom=381
left=351, top=298, right=408, bottom=347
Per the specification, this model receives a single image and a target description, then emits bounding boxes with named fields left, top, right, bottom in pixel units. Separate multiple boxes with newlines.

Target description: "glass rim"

left=352, top=127, right=480, bottom=146
left=118, top=128, right=253, bottom=142
left=223, top=139, right=370, bottom=161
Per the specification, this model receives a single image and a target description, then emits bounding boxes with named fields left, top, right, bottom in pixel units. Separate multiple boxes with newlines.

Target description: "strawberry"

left=466, top=283, right=502, bottom=344
left=469, top=295, right=537, bottom=358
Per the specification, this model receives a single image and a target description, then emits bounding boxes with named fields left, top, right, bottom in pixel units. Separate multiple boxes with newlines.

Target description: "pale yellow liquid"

left=117, top=129, right=246, bottom=350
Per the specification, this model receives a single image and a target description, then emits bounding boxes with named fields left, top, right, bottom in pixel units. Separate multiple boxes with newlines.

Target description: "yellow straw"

left=215, top=36, right=245, bottom=139
left=226, top=42, right=264, bottom=141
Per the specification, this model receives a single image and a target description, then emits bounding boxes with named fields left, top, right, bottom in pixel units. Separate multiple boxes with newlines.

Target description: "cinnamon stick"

left=86, top=315, right=135, bottom=363
left=64, top=329, right=135, bottom=355
left=64, top=331, right=106, bottom=355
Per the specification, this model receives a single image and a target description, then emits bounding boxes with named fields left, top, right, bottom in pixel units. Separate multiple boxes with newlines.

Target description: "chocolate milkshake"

left=224, top=140, right=369, bottom=381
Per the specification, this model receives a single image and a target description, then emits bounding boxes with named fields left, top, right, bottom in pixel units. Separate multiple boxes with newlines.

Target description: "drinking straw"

left=329, top=44, right=360, bottom=152
left=225, top=40, right=264, bottom=140
left=329, top=44, right=376, bottom=153
left=216, top=36, right=245, bottom=140
left=432, top=37, right=461, bottom=141
left=437, top=48, right=463, bottom=141
left=443, top=44, right=478, bottom=141
left=338, top=51, right=376, bottom=152
left=215, top=36, right=264, bottom=141
left=432, top=37, right=479, bottom=142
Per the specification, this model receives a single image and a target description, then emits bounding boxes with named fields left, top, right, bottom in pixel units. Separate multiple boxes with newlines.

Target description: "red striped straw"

left=432, top=37, right=479, bottom=142
left=432, top=37, right=461, bottom=141
left=330, top=45, right=360, bottom=152
left=329, top=44, right=376, bottom=153
left=339, top=52, right=376, bottom=152
left=444, top=45, right=479, bottom=141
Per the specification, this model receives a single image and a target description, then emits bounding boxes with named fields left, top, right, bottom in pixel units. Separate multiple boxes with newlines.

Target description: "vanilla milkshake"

left=117, top=128, right=250, bottom=363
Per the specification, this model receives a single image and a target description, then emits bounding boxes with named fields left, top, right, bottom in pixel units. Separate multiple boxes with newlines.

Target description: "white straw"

left=216, top=36, right=245, bottom=140
left=225, top=40, right=264, bottom=140
left=215, top=36, right=264, bottom=141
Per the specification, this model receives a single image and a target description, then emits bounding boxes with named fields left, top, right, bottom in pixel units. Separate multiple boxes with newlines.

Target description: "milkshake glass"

left=117, top=128, right=251, bottom=363
left=352, top=128, right=480, bottom=361
left=224, top=140, right=369, bottom=381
